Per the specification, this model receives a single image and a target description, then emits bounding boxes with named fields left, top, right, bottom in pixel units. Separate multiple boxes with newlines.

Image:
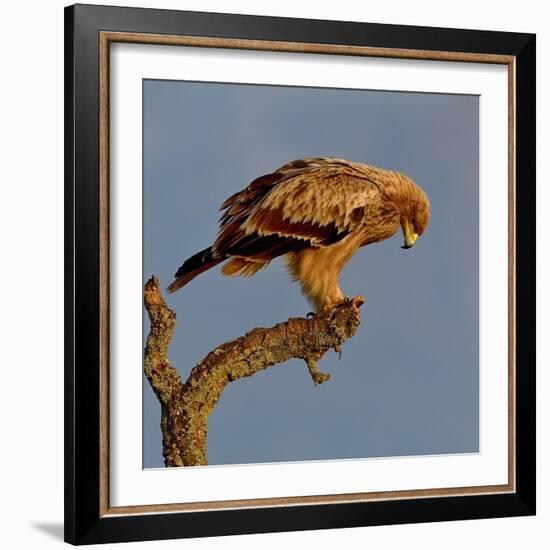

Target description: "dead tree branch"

left=143, top=275, right=364, bottom=467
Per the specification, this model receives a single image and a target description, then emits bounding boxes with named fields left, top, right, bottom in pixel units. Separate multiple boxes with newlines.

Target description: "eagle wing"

left=213, top=158, right=382, bottom=261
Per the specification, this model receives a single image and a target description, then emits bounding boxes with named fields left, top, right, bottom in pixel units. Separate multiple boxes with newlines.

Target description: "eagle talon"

left=334, top=345, right=343, bottom=359
left=318, top=303, right=340, bottom=319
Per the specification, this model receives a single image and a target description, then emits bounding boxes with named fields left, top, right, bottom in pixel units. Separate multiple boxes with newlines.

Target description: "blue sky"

left=143, top=79, right=479, bottom=468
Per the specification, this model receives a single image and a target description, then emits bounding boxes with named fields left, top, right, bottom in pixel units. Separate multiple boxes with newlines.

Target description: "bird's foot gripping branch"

left=144, top=275, right=364, bottom=467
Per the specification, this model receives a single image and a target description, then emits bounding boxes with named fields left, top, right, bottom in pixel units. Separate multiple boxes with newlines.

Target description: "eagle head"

left=400, top=181, right=430, bottom=250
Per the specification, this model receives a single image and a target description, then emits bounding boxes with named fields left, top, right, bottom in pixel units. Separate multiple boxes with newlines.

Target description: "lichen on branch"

left=143, top=275, right=364, bottom=467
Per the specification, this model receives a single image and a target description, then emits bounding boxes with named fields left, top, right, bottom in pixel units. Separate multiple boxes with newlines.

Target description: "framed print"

left=64, top=4, right=536, bottom=545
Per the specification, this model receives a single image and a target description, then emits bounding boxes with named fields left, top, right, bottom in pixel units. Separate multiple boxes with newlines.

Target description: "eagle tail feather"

left=222, top=258, right=268, bottom=277
left=166, top=247, right=224, bottom=293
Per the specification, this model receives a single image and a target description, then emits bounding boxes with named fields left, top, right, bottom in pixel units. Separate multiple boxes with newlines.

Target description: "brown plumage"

left=167, top=157, right=430, bottom=310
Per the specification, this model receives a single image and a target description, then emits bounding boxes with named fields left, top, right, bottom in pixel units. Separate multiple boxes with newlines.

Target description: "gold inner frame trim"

left=98, top=31, right=516, bottom=517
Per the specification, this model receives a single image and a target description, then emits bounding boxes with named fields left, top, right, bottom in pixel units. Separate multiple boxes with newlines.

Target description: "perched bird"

left=167, top=157, right=430, bottom=310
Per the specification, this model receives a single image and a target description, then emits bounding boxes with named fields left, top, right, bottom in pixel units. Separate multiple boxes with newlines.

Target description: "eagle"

left=167, top=157, right=430, bottom=310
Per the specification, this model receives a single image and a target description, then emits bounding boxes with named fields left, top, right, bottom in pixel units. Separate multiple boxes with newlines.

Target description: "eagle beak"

left=401, top=222, right=418, bottom=250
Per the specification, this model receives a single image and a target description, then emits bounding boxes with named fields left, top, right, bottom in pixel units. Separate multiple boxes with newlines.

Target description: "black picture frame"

left=65, top=3, right=536, bottom=545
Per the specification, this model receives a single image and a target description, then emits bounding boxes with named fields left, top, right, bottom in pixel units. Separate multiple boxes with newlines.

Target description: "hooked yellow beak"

left=401, top=221, right=418, bottom=250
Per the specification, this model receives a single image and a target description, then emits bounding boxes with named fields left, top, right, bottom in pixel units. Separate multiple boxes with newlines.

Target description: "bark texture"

left=143, top=275, right=364, bottom=467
